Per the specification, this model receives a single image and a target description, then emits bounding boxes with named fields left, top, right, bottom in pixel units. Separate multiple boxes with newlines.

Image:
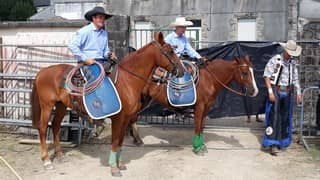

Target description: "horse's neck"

left=120, top=44, right=156, bottom=79
left=207, top=60, right=236, bottom=89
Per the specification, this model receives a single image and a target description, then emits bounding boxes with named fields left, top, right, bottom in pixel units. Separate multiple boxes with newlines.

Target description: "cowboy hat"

left=279, top=40, right=302, bottom=57
left=84, top=6, right=113, bottom=21
left=170, top=17, right=193, bottom=27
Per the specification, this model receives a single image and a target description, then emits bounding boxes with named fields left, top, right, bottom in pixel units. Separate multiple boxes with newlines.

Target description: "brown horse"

left=130, top=55, right=259, bottom=154
left=31, top=32, right=184, bottom=176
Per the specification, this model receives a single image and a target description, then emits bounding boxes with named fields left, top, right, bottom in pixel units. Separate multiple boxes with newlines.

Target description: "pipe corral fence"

left=0, top=39, right=319, bottom=147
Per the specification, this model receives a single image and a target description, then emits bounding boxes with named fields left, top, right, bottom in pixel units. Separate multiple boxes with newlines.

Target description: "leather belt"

left=272, top=85, right=291, bottom=93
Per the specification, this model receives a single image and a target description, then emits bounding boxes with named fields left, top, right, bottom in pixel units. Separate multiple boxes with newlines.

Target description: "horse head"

left=233, top=55, right=259, bottom=97
left=153, top=32, right=184, bottom=77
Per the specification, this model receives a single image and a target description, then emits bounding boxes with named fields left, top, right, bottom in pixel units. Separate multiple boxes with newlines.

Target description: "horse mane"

left=121, top=42, right=154, bottom=63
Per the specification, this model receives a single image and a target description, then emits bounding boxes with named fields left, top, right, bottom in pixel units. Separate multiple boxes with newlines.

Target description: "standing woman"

left=262, top=40, right=302, bottom=155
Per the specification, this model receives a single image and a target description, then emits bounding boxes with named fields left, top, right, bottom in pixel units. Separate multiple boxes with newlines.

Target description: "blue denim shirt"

left=164, top=32, right=201, bottom=59
left=68, top=23, right=110, bottom=62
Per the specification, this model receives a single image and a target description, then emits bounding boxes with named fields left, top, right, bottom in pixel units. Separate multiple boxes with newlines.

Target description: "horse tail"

left=31, top=81, right=41, bottom=129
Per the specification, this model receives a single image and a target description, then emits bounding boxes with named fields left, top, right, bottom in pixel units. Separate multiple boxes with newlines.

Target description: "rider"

left=262, top=40, right=302, bottom=155
left=68, top=6, right=117, bottom=67
left=165, top=17, right=207, bottom=65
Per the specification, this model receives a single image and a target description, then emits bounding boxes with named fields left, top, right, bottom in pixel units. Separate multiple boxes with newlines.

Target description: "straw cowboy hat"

left=279, top=40, right=302, bottom=57
left=84, top=6, right=113, bottom=21
left=170, top=17, right=193, bottom=27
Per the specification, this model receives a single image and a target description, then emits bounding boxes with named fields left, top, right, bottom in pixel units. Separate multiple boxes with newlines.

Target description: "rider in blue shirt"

left=69, top=6, right=117, bottom=65
left=165, top=17, right=206, bottom=64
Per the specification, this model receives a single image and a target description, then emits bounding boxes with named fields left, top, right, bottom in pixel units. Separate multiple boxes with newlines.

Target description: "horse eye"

left=242, top=72, right=249, bottom=76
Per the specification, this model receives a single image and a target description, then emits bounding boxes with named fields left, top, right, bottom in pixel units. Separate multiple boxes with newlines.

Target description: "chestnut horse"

left=130, top=55, right=259, bottom=154
left=31, top=32, right=184, bottom=176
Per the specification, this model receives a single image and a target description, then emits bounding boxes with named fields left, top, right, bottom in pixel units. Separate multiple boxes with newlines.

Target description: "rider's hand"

left=108, top=52, right=118, bottom=60
left=269, top=93, right=276, bottom=103
left=200, top=57, right=208, bottom=62
left=297, top=94, right=302, bottom=104
left=84, top=58, right=96, bottom=65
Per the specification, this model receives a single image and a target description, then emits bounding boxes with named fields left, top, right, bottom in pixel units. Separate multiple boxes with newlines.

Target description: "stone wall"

left=106, top=0, right=291, bottom=42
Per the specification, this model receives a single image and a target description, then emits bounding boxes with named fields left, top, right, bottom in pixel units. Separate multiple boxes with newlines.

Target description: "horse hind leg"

left=52, top=102, right=67, bottom=162
left=38, top=106, right=54, bottom=170
left=130, top=115, right=144, bottom=146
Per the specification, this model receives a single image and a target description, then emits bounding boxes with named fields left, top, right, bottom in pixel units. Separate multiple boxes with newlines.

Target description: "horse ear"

left=157, top=32, right=165, bottom=45
left=153, top=32, right=159, bottom=41
left=235, top=56, right=241, bottom=64
left=245, top=55, right=250, bottom=62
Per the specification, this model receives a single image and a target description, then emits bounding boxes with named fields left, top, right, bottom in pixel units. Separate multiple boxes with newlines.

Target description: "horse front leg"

left=52, top=102, right=67, bottom=162
left=116, top=116, right=131, bottom=172
left=109, top=116, right=123, bottom=177
left=199, top=102, right=214, bottom=154
left=193, top=102, right=206, bottom=155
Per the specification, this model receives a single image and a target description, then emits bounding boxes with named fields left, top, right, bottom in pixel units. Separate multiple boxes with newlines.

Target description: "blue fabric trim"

left=262, top=90, right=294, bottom=148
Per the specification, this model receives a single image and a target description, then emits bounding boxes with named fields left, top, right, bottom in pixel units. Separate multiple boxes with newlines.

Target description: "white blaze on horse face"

left=249, top=67, right=259, bottom=97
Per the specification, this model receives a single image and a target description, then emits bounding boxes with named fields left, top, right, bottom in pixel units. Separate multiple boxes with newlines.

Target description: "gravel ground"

left=0, top=125, right=319, bottom=180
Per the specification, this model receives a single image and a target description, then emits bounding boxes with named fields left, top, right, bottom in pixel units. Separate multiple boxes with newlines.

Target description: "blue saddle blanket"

left=82, top=64, right=121, bottom=119
left=167, top=72, right=196, bottom=107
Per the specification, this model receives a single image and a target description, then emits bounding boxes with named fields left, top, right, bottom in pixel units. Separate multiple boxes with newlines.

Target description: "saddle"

left=152, top=60, right=199, bottom=85
left=151, top=60, right=199, bottom=107
left=60, top=60, right=120, bottom=118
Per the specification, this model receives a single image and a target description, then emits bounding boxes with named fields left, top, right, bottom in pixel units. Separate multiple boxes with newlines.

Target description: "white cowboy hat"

left=170, top=17, right=193, bottom=27
left=279, top=40, right=302, bottom=57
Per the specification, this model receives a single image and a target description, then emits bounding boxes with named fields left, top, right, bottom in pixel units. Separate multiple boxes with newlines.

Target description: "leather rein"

left=118, top=41, right=180, bottom=83
left=204, top=64, right=250, bottom=96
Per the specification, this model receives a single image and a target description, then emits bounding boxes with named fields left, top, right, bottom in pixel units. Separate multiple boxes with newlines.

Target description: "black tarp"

left=140, top=41, right=284, bottom=118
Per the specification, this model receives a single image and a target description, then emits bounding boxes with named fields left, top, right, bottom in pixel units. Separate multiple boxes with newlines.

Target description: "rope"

left=167, top=60, right=199, bottom=90
left=0, top=156, right=23, bottom=180
left=65, top=62, right=105, bottom=96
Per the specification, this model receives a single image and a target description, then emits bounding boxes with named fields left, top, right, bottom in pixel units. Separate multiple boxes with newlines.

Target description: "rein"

left=204, top=64, right=248, bottom=96
left=118, top=41, right=178, bottom=83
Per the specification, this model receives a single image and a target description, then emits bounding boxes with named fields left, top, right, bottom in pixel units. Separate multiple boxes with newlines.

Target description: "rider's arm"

left=103, top=32, right=111, bottom=59
left=263, top=57, right=275, bottom=94
left=185, top=39, right=201, bottom=59
left=292, top=61, right=301, bottom=95
left=68, top=31, right=89, bottom=62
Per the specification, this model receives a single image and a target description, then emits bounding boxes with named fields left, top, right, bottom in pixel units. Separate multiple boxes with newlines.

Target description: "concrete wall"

left=106, top=0, right=291, bottom=42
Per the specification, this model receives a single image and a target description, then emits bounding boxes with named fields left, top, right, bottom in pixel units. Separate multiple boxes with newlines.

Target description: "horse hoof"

left=202, top=145, right=208, bottom=153
left=43, top=160, right=54, bottom=170
left=134, top=140, right=144, bottom=147
left=55, top=156, right=67, bottom=163
left=111, top=167, right=122, bottom=177
left=193, top=149, right=204, bottom=156
left=118, top=164, right=127, bottom=171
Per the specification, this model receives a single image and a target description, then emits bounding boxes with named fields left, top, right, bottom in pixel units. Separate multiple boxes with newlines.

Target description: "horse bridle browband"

left=205, top=63, right=250, bottom=96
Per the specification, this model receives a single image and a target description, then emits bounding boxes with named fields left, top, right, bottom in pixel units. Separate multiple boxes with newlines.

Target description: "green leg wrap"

left=108, top=150, right=117, bottom=167
left=199, top=133, right=204, bottom=144
left=116, top=147, right=122, bottom=163
left=193, top=134, right=204, bottom=152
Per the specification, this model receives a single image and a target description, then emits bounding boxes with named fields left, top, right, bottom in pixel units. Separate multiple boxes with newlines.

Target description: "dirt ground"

left=0, top=125, right=319, bottom=180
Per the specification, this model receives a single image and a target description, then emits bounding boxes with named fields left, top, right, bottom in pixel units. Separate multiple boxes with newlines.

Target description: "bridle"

left=118, top=41, right=182, bottom=82
left=205, top=63, right=251, bottom=96
left=152, top=41, right=181, bottom=77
